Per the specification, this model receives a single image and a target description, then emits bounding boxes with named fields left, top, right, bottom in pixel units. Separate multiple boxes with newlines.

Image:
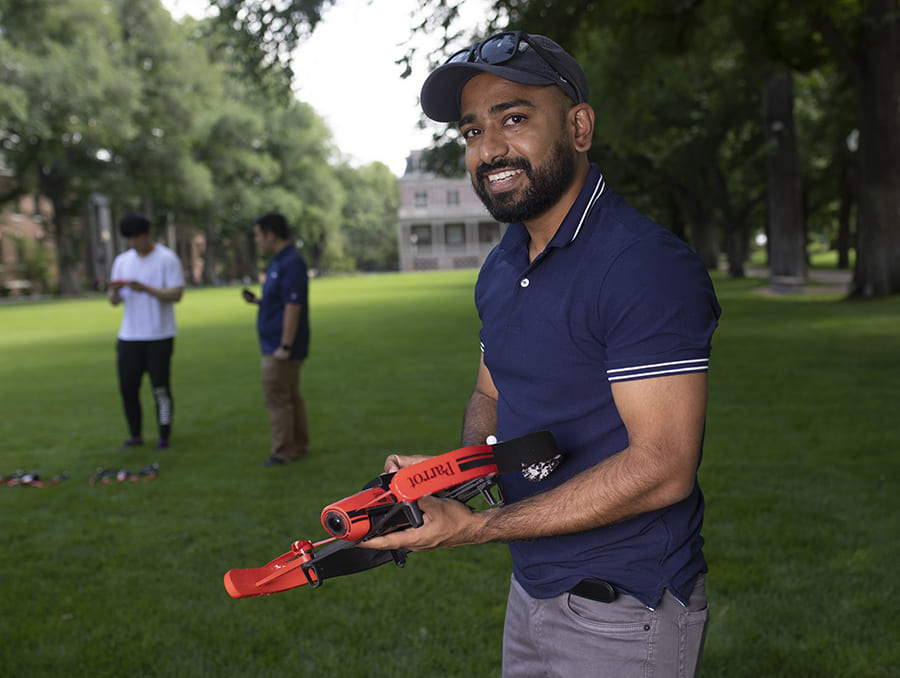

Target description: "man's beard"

left=471, top=140, right=577, bottom=224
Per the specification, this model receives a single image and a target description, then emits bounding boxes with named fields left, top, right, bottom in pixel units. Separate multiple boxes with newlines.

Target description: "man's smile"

left=480, top=165, right=528, bottom=195
left=488, top=168, right=525, bottom=183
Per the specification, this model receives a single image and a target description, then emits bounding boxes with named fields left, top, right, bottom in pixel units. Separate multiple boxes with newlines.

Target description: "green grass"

left=1, top=270, right=898, bottom=677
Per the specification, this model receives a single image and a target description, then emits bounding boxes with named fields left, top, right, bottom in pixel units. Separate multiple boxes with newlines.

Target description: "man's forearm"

left=475, top=443, right=666, bottom=543
left=362, top=439, right=693, bottom=553
left=461, top=390, right=498, bottom=446
left=134, top=284, right=183, bottom=302
left=153, top=286, right=184, bottom=302
left=280, top=303, right=301, bottom=346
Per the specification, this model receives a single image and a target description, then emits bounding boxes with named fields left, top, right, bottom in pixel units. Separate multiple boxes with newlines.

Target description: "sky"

left=163, top=0, right=490, bottom=176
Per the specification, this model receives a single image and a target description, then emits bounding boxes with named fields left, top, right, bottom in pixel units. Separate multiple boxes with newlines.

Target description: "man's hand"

left=115, top=281, right=183, bottom=302
left=242, top=288, right=258, bottom=304
left=360, top=495, right=486, bottom=552
left=358, top=451, right=487, bottom=551
left=108, top=281, right=124, bottom=305
left=383, top=453, right=432, bottom=473
left=273, top=346, right=291, bottom=360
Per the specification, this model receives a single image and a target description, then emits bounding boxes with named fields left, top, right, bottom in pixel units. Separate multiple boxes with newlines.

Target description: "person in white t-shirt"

left=108, top=213, right=185, bottom=451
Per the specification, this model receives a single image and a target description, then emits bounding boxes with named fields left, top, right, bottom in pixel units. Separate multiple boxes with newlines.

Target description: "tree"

left=336, top=161, right=400, bottom=271
left=812, top=0, right=900, bottom=297
left=2, top=0, right=400, bottom=290
left=764, top=66, right=807, bottom=286
left=0, top=0, right=140, bottom=294
left=207, top=0, right=335, bottom=94
left=261, top=100, right=346, bottom=273
left=793, top=66, right=857, bottom=270
left=112, top=0, right=222, bottom=222
left=189, top=51, right=346, bottom=280
left=717, top=0, right=898, bottom=295
left=192, top=91, right=279, bottom=283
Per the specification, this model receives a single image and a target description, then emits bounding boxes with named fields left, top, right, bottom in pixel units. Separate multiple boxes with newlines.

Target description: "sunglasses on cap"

left=445, top=30, right=585, bottom=104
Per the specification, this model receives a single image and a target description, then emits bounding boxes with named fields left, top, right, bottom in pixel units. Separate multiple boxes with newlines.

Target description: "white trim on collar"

left=569, top=174, right=606, bottom=244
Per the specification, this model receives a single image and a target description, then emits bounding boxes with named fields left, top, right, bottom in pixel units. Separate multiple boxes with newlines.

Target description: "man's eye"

left=504, top=114, right=526, bottom=126
left=462, top=128, right=482, bottom=140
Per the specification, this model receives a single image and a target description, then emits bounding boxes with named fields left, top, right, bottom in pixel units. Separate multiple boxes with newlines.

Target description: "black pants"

left=116, top=338, right=175, bottom=440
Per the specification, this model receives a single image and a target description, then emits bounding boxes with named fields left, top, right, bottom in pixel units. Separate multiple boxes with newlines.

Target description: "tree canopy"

left=0, top=0, right=399, bottom=292
left=387, top=0, right=898, bottom=296
left=487, top=0, right=898, bottom=296
left=2, top=0, right=897, bottom=297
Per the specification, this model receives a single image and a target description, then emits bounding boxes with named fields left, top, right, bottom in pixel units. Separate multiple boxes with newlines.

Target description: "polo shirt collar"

left=546, top=163, right=606, bottom=249
left=272, top=243, right=295, bottom=263
left=498, top=164, right=607, bottom=257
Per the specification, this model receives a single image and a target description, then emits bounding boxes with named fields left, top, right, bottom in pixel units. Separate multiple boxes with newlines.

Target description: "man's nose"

left=479, top=126, right=509, bottom=165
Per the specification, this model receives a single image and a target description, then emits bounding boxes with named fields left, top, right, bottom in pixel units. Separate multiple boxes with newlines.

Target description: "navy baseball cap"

left=420, top=31, right=589, bottom=123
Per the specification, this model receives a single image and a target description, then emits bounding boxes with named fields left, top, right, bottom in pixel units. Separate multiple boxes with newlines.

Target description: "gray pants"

left=502, top=574, right=708, bottom=678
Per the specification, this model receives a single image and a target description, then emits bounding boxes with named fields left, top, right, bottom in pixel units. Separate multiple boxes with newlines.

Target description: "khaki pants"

left=261, top=355, right=309, bottom=461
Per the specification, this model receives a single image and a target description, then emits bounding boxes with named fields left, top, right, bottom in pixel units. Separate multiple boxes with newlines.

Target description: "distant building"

left=397, top=150, right=506, bottom=272
left=0, top=186, right=203, bottom=295
left=0, top=192, right=56, bottom=296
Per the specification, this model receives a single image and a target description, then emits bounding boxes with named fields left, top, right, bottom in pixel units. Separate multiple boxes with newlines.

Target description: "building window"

left=414, top=191, right=428, bottom=208
left=479, top=221, right=501, bottom=244
left=447, top=189, right=459, bottom=205
left=445, top=222, right=466, bottom=247
left=410, top=224, right=432, bottom=251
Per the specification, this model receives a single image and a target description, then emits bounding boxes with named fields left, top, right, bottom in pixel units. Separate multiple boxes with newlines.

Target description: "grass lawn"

left=1, top=269, right=897, bottom=677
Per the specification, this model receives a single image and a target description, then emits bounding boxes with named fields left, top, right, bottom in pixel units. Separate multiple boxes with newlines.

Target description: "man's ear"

left=569, top=103, right=595, bottom=153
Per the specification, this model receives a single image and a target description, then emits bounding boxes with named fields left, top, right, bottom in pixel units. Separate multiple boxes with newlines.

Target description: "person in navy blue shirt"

left=241, top=212, right=310, bottom=466
left=364, top=32, right=720, bottom=677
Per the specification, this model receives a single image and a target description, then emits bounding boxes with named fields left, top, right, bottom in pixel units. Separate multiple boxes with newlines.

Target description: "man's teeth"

left=488, top=169, right=523, bottom=183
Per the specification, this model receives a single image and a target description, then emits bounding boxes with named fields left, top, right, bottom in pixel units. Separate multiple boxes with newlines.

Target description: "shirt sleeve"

left=110, top=254, right=132, bottom=300
left=110, top=254, right=123, bottom=281
left=279, top=255, right=306, bottom=306
left=164, top=249, right=186, bottom=289
left=599, top=234, right=720, bottom=383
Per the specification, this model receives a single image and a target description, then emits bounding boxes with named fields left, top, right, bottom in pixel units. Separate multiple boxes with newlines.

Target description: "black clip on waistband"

left=569, top=578, right=617, bottom=603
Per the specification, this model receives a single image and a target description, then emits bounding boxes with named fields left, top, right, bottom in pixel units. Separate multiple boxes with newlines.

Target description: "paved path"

left=743, top=267, right=852, bottom=295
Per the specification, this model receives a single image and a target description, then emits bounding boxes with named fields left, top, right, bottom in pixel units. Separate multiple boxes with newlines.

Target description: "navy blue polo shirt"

left=475, top=164, right=720, bottom=607
left=257, top=244, right=309, bottom=360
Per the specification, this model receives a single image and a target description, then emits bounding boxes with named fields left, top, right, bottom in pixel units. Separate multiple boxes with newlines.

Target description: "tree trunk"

left=246, top=230, right=258, bottom=281
left=849, top=0, right=900, bottom=297
left=692, top=214, right=720, bottom=270
left=203, top=220, right=218, bottom=286
left=675, top=191, right=719, bottom=269
left=837, top=161, right=854, bottom=269
left=725, top=227, right=749, bottom=277
left=41, top=170, right=81, bottom=296
left=711, top=163, right=749, bottom=277
left=666, top=198, right=688, bottom=243
left=764, top=66, right=806, bottom=291
left=50, top=207, right=80, bottom=296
